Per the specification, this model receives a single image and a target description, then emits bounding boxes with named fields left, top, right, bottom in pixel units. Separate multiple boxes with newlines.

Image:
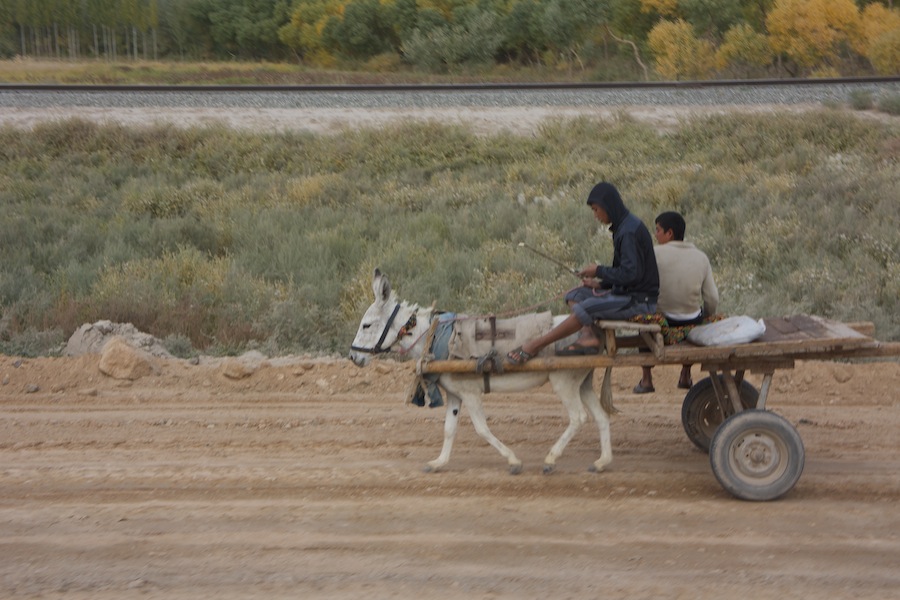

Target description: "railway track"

left=2, top=77, right=899, bottom=110
left=2, top=76, right=899, bottom=91
left=2, top=77, right=897, bottom=134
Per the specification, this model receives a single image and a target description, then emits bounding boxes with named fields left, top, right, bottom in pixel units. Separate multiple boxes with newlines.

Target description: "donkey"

left=349, top=268, right=614, bottom=475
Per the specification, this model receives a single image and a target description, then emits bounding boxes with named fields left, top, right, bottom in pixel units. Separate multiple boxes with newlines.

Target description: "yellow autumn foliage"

left=716, top=23, right=773, bottom=73
left=648, top=19, right=715, bottom=80
left=640, top=0, right=679, bottom=17
left=766, top=0, right=862, bottom=69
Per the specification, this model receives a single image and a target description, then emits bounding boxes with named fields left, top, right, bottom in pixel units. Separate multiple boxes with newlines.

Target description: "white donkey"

left=349, top=268, right=614, bottom=475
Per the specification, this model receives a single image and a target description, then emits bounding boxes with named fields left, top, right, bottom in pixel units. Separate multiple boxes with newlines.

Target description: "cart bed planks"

left=417, top=315, right=897, bottom=374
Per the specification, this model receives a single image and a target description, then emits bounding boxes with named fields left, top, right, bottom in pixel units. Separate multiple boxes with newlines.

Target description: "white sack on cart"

left=687, top=316, right=766, bottom=346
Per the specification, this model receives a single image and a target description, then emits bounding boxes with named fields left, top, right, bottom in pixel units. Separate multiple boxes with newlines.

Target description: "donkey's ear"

left=372, top=268, right=391, bottom=302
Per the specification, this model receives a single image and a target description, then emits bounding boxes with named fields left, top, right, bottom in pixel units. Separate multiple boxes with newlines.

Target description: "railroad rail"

left=2, top=77, right=900, bottom=113
left=1, top=76, right=899, bottom=93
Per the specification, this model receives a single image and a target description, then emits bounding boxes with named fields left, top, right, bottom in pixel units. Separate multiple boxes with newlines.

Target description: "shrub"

left=877, top=93, right=900, bottom=116
left=162, top=333, right=198, bottom=359
left=867, top=28, right=900, bottom=76
left=402, top=11, right=503, bottom=72
left=848, top=90, right=874, bottom=110
left=0, top=328, right=65, bottom=358
left=88, top=247, right=287, bottom=348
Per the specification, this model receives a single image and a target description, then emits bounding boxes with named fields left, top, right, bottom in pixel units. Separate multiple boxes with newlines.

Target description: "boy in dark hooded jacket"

left=508, top=182, right=659, bottom=364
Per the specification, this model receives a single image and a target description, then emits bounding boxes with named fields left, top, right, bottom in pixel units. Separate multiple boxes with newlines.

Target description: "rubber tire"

left=681, top=376, right=759, bottom=452
left=709, top=410, right=805, bottom=501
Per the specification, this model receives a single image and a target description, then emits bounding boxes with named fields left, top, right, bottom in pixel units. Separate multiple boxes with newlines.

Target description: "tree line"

left=1, top=0, right=898, bottom=79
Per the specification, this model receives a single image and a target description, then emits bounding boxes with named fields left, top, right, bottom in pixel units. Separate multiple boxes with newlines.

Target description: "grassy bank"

left=1, top=110, right=898, bottom=357
left=0, top=58, right=609, bottom=85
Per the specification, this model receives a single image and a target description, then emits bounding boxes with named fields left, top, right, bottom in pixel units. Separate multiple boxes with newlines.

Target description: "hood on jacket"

left=586, top=182, right=629, bottom=228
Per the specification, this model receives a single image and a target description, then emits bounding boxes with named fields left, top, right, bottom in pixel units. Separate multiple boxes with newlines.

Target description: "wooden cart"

left=416, top=315, right=900, bottom=501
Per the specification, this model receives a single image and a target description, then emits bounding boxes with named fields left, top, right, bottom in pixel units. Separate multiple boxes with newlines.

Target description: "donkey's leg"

left=425, top=392, right=462, bottom=472
left=462, top=392, right=523, bottom=475
left=542, top=370, right=590, bottom=474
left=580, top=372, right=613, bottom=472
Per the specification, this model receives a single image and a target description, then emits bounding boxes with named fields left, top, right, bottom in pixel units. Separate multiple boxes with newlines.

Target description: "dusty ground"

left=1, top=350, right=898, bottom=599
left=4, top=103, right=897, bottom=136
left=0, top=104, right=753, bottom=135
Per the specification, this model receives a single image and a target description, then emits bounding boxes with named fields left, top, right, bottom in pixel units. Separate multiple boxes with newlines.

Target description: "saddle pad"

left=448, top=311, right=554, bottom=359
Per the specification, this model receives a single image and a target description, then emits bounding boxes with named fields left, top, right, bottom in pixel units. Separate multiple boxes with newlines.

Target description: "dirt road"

left=1, top=352, right=898, bottom=599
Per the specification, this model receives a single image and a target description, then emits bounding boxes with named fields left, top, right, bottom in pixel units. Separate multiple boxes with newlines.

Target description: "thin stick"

left=517, top=243, right=579, bottom=275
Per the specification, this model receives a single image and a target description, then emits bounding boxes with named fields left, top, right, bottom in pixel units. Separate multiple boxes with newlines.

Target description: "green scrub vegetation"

left=1, top=110, right=897, bottom=356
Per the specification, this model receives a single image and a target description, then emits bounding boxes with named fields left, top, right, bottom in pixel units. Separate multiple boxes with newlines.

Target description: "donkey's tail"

left=599, top=366, right=619, bottom=415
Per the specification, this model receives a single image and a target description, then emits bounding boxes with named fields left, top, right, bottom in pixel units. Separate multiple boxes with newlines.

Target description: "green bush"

left=877, top=93, right=900, bottom=116
left=402, top=10, right=503, bottom=72
left=1, top=110, right=898, bottom=355
left=162, top=333, right=198, bottom=359
left=848, top=90, right=874, bottom=110
left=0, top=328, right=65, bottom=358
left=88, top=247, right=287, bottom=348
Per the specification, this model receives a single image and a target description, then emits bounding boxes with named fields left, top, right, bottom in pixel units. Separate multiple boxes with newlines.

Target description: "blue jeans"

left=564, top=287, right=657, bottom=326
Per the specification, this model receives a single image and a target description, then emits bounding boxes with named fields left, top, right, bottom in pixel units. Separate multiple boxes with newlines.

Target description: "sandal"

left=506, top=346, right=535, bottom=365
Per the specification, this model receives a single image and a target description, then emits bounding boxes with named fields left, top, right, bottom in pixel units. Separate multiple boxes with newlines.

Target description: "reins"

left=354, top=289, right=570, bottom=358
left=396, top=290, right=569, bottom=356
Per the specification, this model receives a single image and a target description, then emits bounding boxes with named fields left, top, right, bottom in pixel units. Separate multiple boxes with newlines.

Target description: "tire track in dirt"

left=1, top=355, right=899, bottom=599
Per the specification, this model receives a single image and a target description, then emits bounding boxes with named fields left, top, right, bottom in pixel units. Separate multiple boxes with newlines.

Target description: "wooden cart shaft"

left=416, top=316, right=900, bottom=376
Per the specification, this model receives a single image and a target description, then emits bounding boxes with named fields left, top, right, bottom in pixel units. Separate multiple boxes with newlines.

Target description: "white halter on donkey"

left=349, top=268, right=615, bottom=475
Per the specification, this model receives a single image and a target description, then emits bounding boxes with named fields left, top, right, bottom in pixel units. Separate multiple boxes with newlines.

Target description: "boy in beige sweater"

left=634, top=211, right=719, bottom=393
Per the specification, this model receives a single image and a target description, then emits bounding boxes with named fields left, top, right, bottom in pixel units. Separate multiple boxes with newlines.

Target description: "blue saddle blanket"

left=410, top=312, right=455, bottom=408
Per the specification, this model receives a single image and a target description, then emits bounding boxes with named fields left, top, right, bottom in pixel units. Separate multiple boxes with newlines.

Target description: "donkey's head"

left=349, top=268, right=402, bottom=367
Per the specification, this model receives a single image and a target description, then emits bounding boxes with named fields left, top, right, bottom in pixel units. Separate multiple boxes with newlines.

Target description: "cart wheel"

left=709, top=410, right=804, bottom=501
left=681, top=376, right=759, bottom=452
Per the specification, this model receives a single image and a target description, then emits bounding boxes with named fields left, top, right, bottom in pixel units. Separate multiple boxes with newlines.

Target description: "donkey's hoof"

left=508, top=463, right=523, bottom=475
left=542, top=463, right=556, bottom=475
left=424, top=463, right=442, bottom=473
left=588, top=461, right=609, bottom=473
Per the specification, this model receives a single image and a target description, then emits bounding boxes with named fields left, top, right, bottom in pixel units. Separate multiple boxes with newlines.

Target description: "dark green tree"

left=540, top=0, right=608, bottom=66
left=610, top=1, right=659, bottom=44
left=500, top=0, right=547, bottom=63
left=680, top=0, right=743, bottom=41
left=194, top=0, right=291, bottom=59
left=157, top=0, right=196, bottom=58
left=327, top=0, right=395, bottom=59
left=402, top=5, right=502, bottom=71
left=0, top=0, right=15, bottom=57
left=387, top=0, right=421, bottom=42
